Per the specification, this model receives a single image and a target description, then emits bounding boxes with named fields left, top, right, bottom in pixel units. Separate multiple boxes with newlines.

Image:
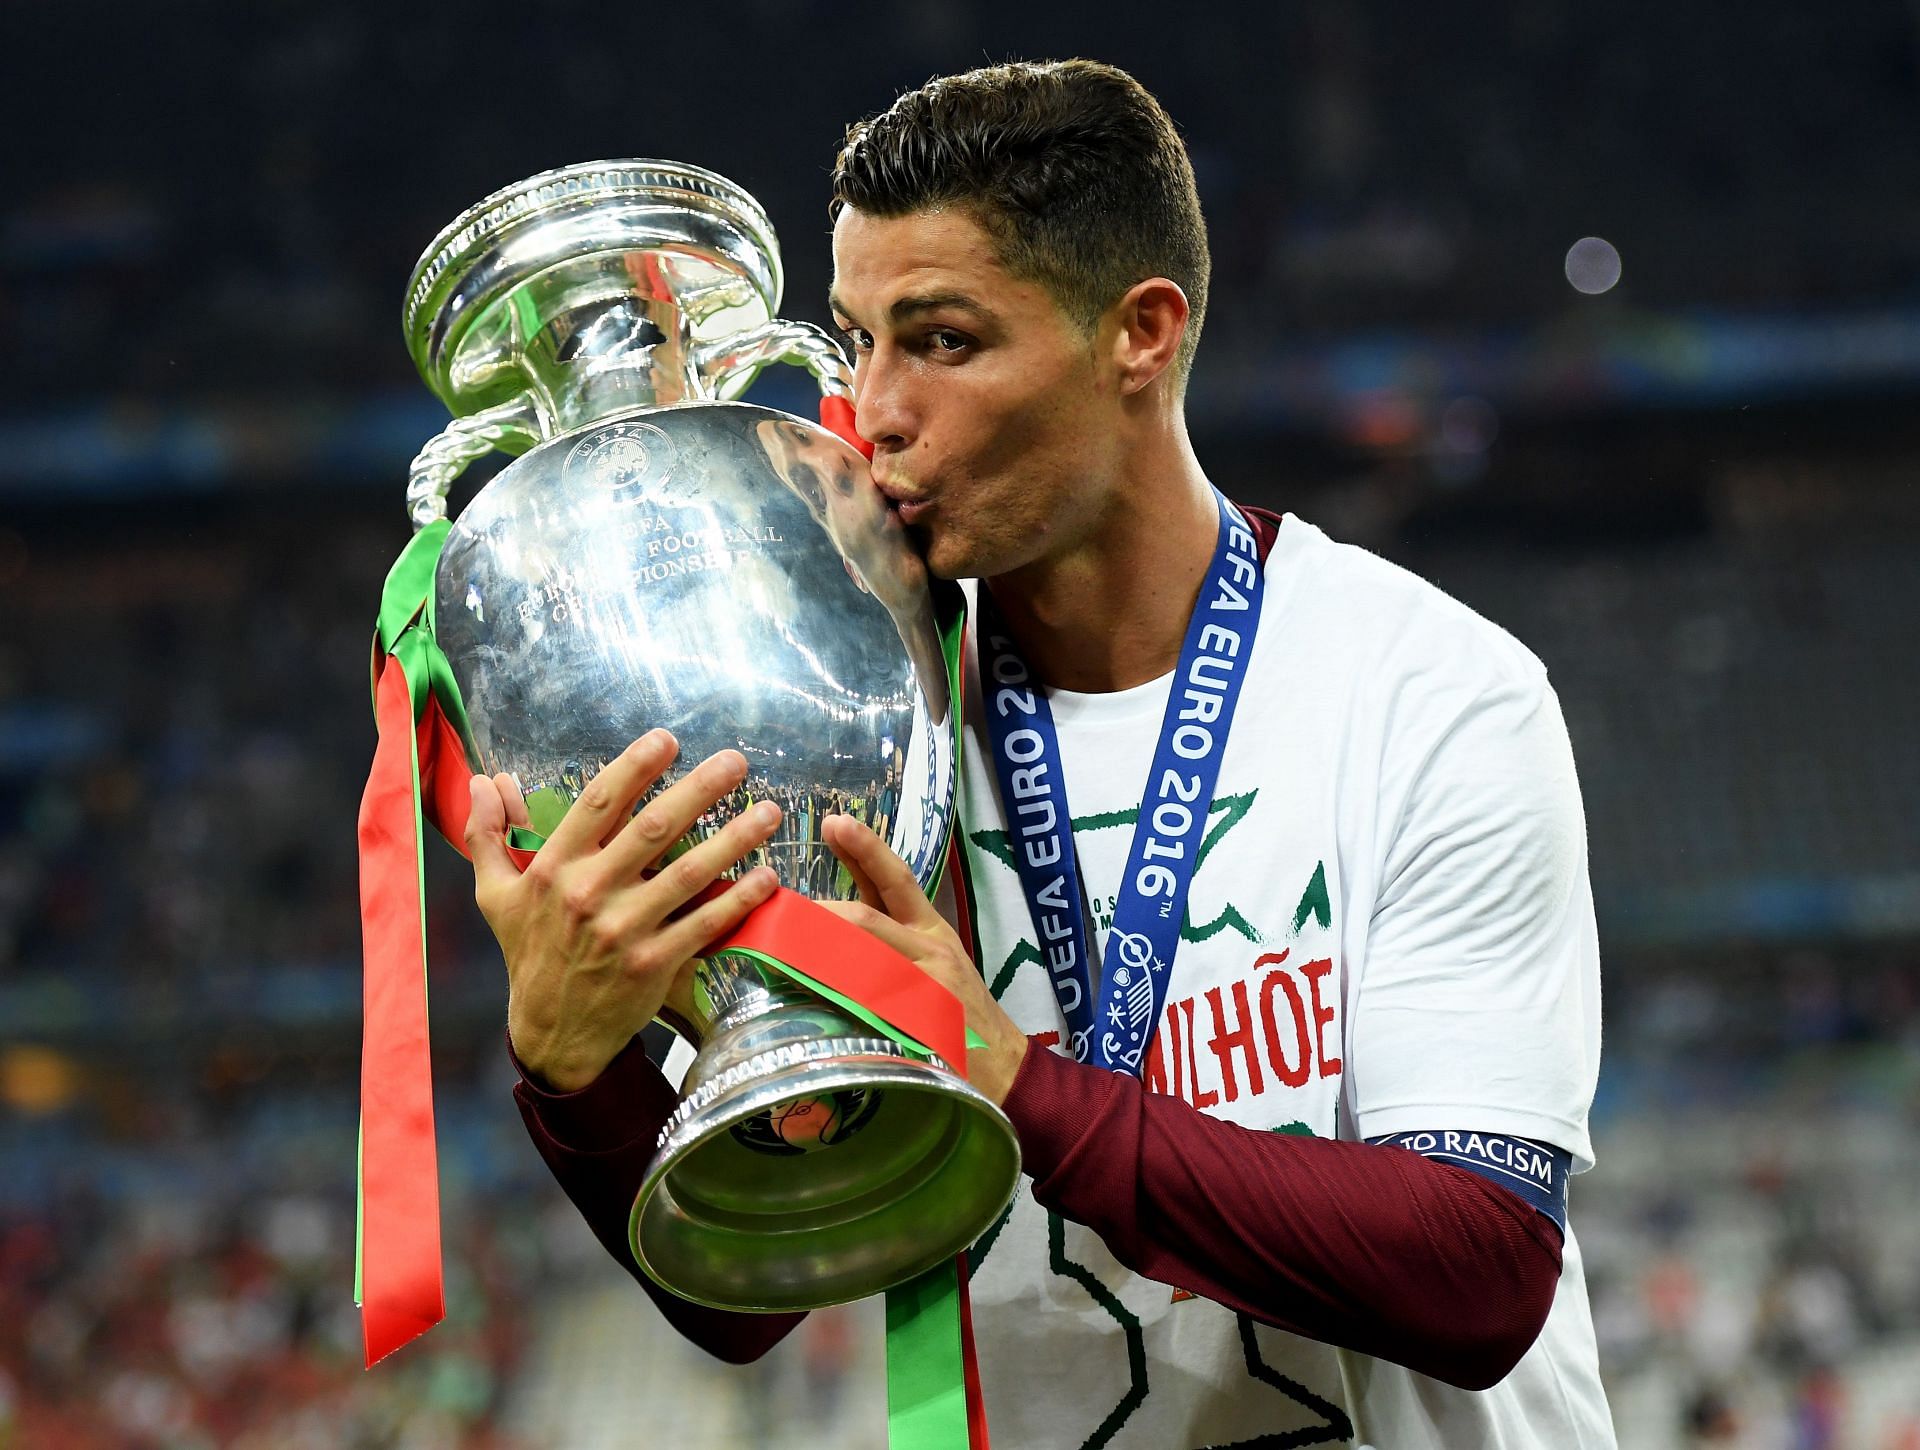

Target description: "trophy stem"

left=520, top=293, right=705, bottom=434
left=672, top=953, right=838, bottom=1058
left=656, top=954, right=866, bottom=1116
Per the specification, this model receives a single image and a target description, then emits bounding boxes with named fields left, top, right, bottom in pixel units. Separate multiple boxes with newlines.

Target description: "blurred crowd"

left=0, top=1179, right=535, bottom=1450
left=1585, top=947, right=1920, bottom=1448
left=0, top=505, right=515, bottom=1439
left=10, top=2, right=1917, bottom=413
left=1420, top=513, right=1920, bottom=934
left=0, top=506, right=497, bottom=1039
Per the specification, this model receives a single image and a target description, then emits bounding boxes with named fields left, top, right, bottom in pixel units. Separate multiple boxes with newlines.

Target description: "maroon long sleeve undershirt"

left=510, top=1034, right=806, bottom=1364
left=513, top=1031, right=1563, bottom=1388
left=1005, top=1044, right=1564, bottom=1390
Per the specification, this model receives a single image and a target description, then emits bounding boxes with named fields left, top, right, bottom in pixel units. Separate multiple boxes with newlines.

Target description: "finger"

left=603, top=748, right=750, bottom=875
left=822, top=814, right=938, bottom=926
left=465, top=774, right=522, bottom=907
left=492, top=772, right=532, bottom=830
left=542, top=730, right=679, bottom=859
left=820, top=814, right=885, bottom=910
left=648, top=865, right=783, bottom=964
left=618, top=797, right=785, bottom=923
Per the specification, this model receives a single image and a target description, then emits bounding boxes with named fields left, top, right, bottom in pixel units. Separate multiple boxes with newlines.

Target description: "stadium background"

left=4, top=2, right=1918, bottom=1445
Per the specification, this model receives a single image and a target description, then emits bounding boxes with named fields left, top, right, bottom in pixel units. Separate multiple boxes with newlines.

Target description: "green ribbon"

left=373, top=521, right=544, bottom=849
left=879, top=578, right=984, bottom=1450
left=887, top=1264, right=974, bottom=1450
left=723, top=949, right=985, bottom=1057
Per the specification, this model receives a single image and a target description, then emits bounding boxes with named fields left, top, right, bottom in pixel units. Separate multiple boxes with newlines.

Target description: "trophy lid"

left=404, top=160, right=785, bottom=420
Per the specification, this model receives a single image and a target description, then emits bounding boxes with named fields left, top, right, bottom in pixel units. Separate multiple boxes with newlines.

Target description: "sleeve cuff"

left=1000, top=1038, right=1124, bottom=1182
left=509, top=1032, right=680, bottom=1155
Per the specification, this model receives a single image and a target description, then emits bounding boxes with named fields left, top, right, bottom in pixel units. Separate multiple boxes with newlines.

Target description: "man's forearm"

left=511, top=1033, right=804, bottom=1364
left=1003, top=1042, right=1563, bottom=1391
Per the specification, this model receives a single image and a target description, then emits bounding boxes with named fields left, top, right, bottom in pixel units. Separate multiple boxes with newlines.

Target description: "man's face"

left=829, top=206, right=1121, bottom=581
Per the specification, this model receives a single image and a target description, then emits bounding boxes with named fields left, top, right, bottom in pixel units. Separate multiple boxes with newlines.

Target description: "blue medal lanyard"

left=979, top=491, right=1265, bottom=1075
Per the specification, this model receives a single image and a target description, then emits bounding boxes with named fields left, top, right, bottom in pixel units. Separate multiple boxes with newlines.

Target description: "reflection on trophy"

left=401, top=160, right=1019, bottom=1310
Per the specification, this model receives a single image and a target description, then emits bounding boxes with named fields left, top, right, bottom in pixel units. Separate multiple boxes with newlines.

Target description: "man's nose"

left=853, top=349, right=914, bottom=455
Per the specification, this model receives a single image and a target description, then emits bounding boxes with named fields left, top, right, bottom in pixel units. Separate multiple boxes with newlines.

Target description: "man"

left=466, top=59, right=1615, bottom=1448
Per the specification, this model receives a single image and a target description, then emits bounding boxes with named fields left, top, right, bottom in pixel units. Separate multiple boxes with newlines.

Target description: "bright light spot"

left=1565, top=237, right=1622, bottom=295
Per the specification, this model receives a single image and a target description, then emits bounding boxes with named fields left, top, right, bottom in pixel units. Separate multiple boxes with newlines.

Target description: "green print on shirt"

left=969, top=797, right=1352, bottom=1442
left=1291, top=861, right=1331, bottom=935
left=1004, top=1133, right=1355, bottom=1450
left=1192, top=1122, right=1354, bottom=1447
left=1048, top=1210, right=1148, bottom=1450
left=969, top=789, right=1263, bottom=956
left=1203, top=1315, right=1355, bottom=1449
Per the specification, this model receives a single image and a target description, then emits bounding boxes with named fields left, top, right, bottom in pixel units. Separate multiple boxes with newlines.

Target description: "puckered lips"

left=872, top=472, right=934, bottom=526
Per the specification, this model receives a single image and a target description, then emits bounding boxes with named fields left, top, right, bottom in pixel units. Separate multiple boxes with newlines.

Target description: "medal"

left=980, top=491, right=1265, bottom=1074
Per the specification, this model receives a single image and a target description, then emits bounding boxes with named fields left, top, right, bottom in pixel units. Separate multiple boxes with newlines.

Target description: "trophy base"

left=630, top=1033, right=1021, bottom=1311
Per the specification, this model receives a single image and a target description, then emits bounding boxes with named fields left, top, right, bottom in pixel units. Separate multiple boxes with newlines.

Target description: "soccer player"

left=465, top=59, right=1616, bottom=1447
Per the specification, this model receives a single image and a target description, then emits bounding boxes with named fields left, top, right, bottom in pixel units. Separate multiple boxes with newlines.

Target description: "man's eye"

left=840, top=327, right=873, bottom=353
left=928, top=330, right=970, bottom=353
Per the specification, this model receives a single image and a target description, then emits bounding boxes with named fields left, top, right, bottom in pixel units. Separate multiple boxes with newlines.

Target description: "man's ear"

left=1110, top=278, right=1190, bottom=396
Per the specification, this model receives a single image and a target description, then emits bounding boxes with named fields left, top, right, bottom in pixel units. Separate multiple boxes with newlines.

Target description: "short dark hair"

left=831, top=59, right=1211, bottom=384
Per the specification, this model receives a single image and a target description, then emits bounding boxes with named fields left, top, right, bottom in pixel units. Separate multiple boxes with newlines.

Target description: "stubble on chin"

left=919, top=533, right=970, bottom=583
left=919, top=506, right=1011, bottom=581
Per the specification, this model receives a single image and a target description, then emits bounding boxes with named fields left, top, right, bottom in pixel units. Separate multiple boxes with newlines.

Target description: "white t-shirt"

left=957, top=515, right=1615, bottom=1449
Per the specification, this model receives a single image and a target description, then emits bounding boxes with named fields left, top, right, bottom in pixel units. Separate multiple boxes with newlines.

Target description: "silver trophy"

left=402, top=161, right=1019, bottom=1310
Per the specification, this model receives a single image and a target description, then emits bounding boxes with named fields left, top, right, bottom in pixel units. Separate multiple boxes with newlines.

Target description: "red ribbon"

left=960, top=1265, right=989, bottom=1449
left=820, top=394, right=873, bottom=460
left=712, top=887, right=967, bottom=1072
left=357, top=657, right=446, bottom=1365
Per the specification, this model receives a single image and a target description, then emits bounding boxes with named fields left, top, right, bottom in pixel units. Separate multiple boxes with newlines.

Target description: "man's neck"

left=985, top=442, right=1220, bottom=694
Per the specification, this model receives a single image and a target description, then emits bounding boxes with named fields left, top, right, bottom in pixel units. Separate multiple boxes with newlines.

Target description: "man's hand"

left=817, top=814, right=1029, bottom=1105
left=465, top=731, right=782, bottom=1092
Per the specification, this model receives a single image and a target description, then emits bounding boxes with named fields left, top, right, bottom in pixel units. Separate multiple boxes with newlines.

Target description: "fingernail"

left=753, top=801, right=779, bottom=825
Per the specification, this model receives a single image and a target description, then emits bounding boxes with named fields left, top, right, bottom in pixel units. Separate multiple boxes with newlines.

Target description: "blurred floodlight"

left=1340, top=391, right=1422, bottom=450
left=1565, top=236, right=1623, bottom=294
left=1, top=1045, right=81, bottom=1114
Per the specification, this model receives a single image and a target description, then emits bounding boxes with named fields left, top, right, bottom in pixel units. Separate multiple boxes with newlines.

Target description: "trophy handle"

left=692, top=319, right=854, bottom=402
left=406, top=394, right=550, bottom=531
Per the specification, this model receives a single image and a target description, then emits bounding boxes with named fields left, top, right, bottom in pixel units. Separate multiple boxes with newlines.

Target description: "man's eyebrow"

left=828, top=290, right=994, bottom=324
